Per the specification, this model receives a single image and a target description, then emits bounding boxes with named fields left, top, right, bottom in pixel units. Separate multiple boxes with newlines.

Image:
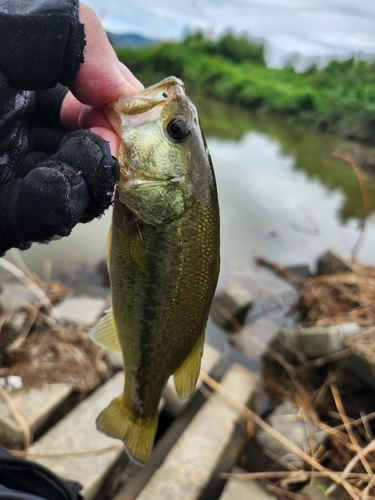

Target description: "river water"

left=5, top=98, right=375, bottom=283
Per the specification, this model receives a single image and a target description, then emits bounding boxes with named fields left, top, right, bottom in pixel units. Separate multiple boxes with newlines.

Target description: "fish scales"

left=91, top=76, right=220, bottom=464
left=111, top=194, right=218, bottom=415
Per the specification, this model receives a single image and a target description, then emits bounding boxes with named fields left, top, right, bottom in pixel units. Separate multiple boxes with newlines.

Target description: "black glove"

left=0, top=130, right=119, bottom=252
left=0, top=0, right=120, bottom=255
left=0, top=0, right=85, bottom=90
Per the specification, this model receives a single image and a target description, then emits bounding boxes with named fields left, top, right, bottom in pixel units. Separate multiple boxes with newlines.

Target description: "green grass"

left=116, top=32, right=375, bottom=145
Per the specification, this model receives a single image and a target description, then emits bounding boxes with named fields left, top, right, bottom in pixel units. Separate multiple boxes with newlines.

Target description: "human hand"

left=61, top=4, right=144, bottom=156
left=0, top=2, right=143, bottom=254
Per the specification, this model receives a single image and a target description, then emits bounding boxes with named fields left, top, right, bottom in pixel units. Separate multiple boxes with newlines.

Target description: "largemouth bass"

left=91, top=76, right=220, bottom=464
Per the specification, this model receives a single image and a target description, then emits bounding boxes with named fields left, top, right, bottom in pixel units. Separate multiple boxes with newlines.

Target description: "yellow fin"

left=173, top=333, right=204, bottom=400
left=96, top=397, right=158, bottom=465
left=90, top=307, right=121, bottom=352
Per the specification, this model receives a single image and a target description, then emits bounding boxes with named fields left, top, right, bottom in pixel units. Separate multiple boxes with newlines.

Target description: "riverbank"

left=2, top=250, right=375, bottom=498
left=116, top=32, right=375, bottom=145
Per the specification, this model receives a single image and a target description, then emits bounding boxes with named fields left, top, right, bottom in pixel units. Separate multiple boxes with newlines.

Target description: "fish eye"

left=166, top=118, right=190, bottom=142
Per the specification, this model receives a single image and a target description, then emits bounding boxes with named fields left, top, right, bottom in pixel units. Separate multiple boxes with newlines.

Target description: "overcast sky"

left=83, top=0, right=375, bottom=66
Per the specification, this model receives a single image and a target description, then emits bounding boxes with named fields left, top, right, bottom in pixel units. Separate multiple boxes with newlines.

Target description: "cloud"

left=83, top=0, right=375, bottom=65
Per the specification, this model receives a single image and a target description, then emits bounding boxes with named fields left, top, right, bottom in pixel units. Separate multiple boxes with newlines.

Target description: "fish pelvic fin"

left=173, top=333, right=204, bottom=400
left=96, top=397, right=158, bottom=465
left=90, top=307, right=122, bottom=352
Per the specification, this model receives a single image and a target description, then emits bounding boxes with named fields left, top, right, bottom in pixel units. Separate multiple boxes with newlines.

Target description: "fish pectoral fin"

left=96, top=397, right=158, bottom=465
left=173, top=333, right=204, bottom=400
left=90, top=307, right=121, bottom=352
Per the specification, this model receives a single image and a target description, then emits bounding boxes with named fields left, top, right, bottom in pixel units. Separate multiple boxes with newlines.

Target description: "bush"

left=115, top=32, right=375, bottom=144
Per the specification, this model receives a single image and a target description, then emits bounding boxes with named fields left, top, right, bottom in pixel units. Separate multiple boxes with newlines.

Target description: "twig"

left=213, top=302, right=298, bottom=374
left=214, top=302, right=316, bottom=406
left=331, top=384, right=373, bottom=476
left=361, top=473, right=375, bottom=499
left=333, top=151, right=371, bottom=260
left=0, top=258, right=62, bottom=324
left=0, top=386, right=30, bottom=449
left=6, top=306, right=39, bottom=353
left=361, top=410, right=374, bottom=443
left=304, top=348, right=350, bottom=368
left=199, top=370, right=360, bottom=499
left=10, top=444, right=122, bottom=458
left=220, top=470, right=374, bottom=481
left=326, top=437, right=375, bottom=496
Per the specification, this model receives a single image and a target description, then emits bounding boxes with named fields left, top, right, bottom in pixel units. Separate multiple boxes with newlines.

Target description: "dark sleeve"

left=0, top=0, right=85, bottom=91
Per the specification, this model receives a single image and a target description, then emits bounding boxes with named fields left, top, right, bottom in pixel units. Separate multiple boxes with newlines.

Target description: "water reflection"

left=209, top=131, right=375, bottom=272
left=195, top=95, right=375, bottom=223
left=4, top=98, right=375, bottom=279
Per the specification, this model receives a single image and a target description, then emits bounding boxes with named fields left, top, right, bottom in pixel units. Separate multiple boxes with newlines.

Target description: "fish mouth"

left=106, top=76, right=187, bottom=122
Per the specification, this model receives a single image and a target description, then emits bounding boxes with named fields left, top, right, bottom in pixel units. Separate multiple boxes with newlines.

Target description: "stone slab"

left=211, top=280, right=254, bottom=330
left=220, top=466, right=276, bottom=500
left=317, top=250, right=353, bottom=275
left=256, top=401, right=327, bottom=468
left=26, top=373, right=126, bottom=500
left=54, top=295, right=108, bottom=325
left=162, top=343, right=221, bottom=416
left=0, top=283, right=39, bottom=311
left=0, top=384, right=72, bottom=447
left=295, top=322, right=360, bottom=357
left=269, top=323, right=361, bottom=361
left=135, top=364, right=259, bottom=500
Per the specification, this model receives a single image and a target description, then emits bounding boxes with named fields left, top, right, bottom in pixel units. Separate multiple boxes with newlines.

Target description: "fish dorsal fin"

left=90, top=307, right=121, bottom=352
left=173, top=333, right=204, bottom=400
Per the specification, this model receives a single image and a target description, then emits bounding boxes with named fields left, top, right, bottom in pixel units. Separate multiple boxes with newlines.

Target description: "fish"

left=90, top=76, right=220, bottom=465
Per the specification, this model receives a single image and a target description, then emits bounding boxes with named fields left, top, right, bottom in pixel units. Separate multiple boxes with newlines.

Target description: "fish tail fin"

left=96, top=397, right=158, bottom=465
left=173, top=332, right=204, bottom=400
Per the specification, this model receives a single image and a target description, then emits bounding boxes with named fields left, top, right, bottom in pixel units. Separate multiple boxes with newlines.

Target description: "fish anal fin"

left=90, top=307, right=121, bottom=352
left=173, top=333, right=204, bottom=400
left=96, top=397, right=158, bottom=465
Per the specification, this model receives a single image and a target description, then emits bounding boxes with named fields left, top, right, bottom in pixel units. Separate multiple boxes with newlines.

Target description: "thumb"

left=70, top=4, right=143, bottom=106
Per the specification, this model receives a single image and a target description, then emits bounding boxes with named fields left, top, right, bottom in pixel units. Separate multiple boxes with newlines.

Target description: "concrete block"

left=6, top=311, right=28, bottom=335
left=0, top=376, right=23, bottom=391
left=54, top=295, right=107, bottom=325
left=136, top=364, right=259, bottom=500
left=267, top=323, right=361, bottom=362
left=317, top=250, right=353, bottom=275
left=220, top=466, right=276, bottom=500
left=256, top=401, right=326, bottom=468
left=265, top=327, right=298, bottom=361
left=233, top=317, right=280, bottom=361
left=284, top=264, right=312, bottom=282
left=0, top=283, right=38, bottom=311
left=27, top=373, right=126, bottom=500
left=0, top=384, right=72, bottom=447
left=296, top=322, right=360, bottom=357
left=162, top=342, right=221, bottom=416
left=211, top=281, right=253, bottom=330
left=345, top=331, right=375, bottom=388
